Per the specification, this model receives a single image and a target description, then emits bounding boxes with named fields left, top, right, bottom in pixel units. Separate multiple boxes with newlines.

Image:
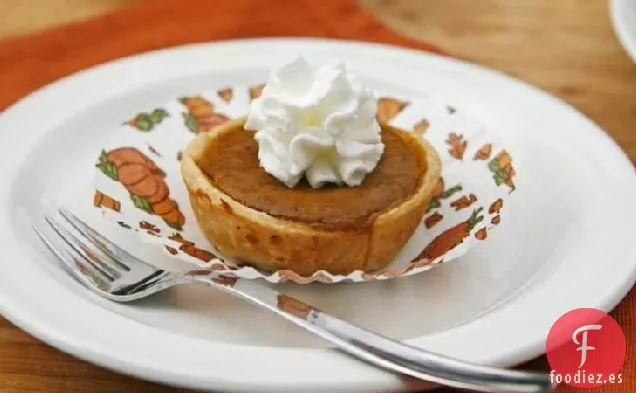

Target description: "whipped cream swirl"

left=244, top=56, right=384, bottom=188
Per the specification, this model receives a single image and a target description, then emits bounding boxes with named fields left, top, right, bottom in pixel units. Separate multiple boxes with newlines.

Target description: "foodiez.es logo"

left=546, top=308, right=626, bottom=388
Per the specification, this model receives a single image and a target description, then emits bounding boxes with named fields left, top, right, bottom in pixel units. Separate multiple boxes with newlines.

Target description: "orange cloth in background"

left=0, top=0, right=440, bottom=111
left=0, top=0, right=632, bottom=392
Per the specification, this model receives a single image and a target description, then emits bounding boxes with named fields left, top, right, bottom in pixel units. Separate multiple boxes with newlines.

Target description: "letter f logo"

left=573, top=324, right=602, bottom=368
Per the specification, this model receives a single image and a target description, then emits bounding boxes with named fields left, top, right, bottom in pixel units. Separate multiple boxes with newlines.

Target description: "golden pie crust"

left=181, top=117, right=441, bottom=276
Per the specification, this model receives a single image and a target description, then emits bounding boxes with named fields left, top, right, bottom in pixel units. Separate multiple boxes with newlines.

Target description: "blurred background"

left=1, top=0, right=634, bottom=157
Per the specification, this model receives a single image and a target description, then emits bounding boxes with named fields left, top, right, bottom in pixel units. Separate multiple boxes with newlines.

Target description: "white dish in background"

left=0, top=38, right=635, bottom=393
left=611, top=0, right=636, bottom=62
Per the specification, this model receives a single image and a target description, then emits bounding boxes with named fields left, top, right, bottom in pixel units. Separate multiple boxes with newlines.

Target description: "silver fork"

left=33, top=208, right=556, bottom=393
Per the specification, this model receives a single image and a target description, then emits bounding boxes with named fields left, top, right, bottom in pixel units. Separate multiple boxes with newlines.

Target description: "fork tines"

left=33, top=208, right=159, bottom=293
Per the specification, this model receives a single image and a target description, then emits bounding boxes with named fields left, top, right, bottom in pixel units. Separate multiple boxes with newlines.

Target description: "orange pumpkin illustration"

left=96, top=147, right=185, bottom=230
left=179, top=96, right=229, bottom=133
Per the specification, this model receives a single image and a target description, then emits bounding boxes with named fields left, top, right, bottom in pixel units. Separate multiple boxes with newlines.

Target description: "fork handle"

left=190, top=276, right=555, bottom=393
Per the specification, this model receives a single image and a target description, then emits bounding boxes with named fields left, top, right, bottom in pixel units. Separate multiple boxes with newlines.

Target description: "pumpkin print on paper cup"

left=81, top=83, right=517, bottom=284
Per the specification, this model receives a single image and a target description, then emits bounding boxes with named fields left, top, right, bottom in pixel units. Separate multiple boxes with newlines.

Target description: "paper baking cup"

left=79, top=84, right=516, bottom=284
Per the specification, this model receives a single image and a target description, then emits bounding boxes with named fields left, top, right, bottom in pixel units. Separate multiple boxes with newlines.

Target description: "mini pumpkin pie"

left=180, top=56, right=441, bottom=276
left=181, top=116, right=440, bottom=276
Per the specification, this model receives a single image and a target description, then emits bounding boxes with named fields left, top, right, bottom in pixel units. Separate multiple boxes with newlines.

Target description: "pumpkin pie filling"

left=194, top=123, right=426, bottom=230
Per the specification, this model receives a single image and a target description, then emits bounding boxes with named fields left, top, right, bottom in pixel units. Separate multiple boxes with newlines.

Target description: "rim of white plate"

left=0, top=38, right=635, bottom=392
left=611, top=0, right=636, bottom=62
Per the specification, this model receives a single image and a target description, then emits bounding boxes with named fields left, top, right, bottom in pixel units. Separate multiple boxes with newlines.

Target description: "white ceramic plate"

left=0, top=38, right=635, bottom=393
left=611, top=0, right=636, bottom=62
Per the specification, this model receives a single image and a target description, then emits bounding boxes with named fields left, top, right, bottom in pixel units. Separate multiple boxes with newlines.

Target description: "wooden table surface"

left=1, top=0, right=635, bottom=392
